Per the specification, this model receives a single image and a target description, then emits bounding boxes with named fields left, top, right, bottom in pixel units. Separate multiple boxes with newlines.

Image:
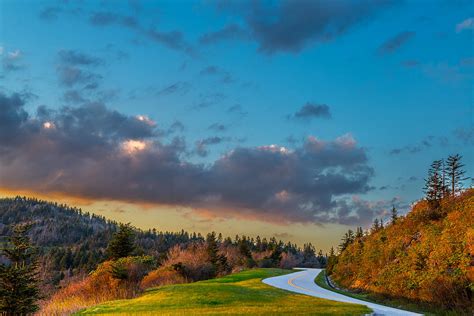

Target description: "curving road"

left=262, top=268, right=422, bottom=316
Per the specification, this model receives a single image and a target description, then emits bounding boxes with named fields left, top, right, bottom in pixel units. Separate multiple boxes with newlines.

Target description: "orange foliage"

left=140, top=266, right=187, bottom=289
left=41, top=256, right=154, bottom=314
left=331, top=189, right=474, bottom=312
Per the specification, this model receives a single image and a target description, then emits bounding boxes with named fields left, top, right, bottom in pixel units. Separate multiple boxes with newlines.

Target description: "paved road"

left=262, top=268, right=422, bottom=316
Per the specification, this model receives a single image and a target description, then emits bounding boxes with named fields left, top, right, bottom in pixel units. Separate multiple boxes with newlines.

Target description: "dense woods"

left=0, top=196, right=326, bottom=313
left=328, top=155, right=473, bottom=314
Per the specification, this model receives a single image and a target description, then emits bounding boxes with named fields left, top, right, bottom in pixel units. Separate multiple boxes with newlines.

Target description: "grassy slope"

left=78, top=269, right=372, bottom=315
left=314, top=270, right=434, bottom=315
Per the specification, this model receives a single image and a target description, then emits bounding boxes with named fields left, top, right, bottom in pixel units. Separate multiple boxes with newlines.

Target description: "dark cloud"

left=401, top=59, right=420, bottom=68
left=195, top=136, right=229, bottom=157
left=0, top=91, right=376, bottom=225
left=88, top=11, right=193, bottom=55
left=227, top=104, right=248, bottom=117
left=56, top=65, right=102, bottom=87
left=156, top=82, right=191, bottom=96
left=194, top=92, right=226, bottom=109
left=168, top=120, right=185, bottom=134
left=289, top=103, right=332, bottom=121
left=377, top=31, right=415, bottom=55
left=39, top=6, right=62, bottom=21
left=208, top=123, right=227, bottom=132
left=199, top=24, right=250, bottom=45
left=58, top=50, right=104, bottom=66
left=200, top=66, right=235, bottom=84
left=454, top=127, right=474, bottom=145
left=89, top=11, right=138, bottom=28
left=207, top=0, right=393, bottom=54
left=390, top=135, right=448, bottom=155
left=63, top=90, right=87, bottom=104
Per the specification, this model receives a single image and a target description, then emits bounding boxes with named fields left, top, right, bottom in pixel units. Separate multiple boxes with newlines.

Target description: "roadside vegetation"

left=327, top=154, right=473, bottom=315
left=76, top=268, right=372, bottom=315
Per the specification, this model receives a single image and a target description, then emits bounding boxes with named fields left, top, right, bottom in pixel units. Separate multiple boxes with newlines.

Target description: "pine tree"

left=446, top=154, right=468, bottom=197
left=107, top=223, right=136, bottom=259
left=391, top=205, right=398, bottom=224
left=372, top=218, right=380, bottom=233
left=0, top=223, right=40, bottom=314
left=424, top=159, right=444, bottom=206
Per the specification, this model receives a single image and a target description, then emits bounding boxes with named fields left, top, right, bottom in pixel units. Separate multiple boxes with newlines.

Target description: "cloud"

left=208, top=123, right=227, bottom=132
left=289, top=103, right=332, bottom=121
left=390, top=135, right=448, bottom=155
left=2, top=49, right=25, bottom=72
left=456, top=17, right=474, bottom=32
left=58, top=49, right=104, bottom=66
left=39, top=6, right=63, bottom=21
left=89, top=11, right=138, bottom=28
left=199, top=24, right=250, bottom=45
left=377, top=31, right=415, bottom=55
left=156, top=82, right=191, bottom=96
left=401, top=59, right=420, bottom=68
left=199, top=65, right=235, bottom=84
left=206, top=0, right=393, bottom=54
left=0, top=91, right=376, bottom=225
left=56, top=65, right=102, bottom=87
left=454, top=127, right=474, bottom=145
left=195, top=136, right=229, bottom=157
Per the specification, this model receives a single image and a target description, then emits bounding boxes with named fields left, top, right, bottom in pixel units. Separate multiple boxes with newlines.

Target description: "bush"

left=41, top=256, right=155, bottom=314
left=140, top=266, right=187, bottom=289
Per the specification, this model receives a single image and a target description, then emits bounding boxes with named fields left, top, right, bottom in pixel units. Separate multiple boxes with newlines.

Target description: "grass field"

left=77, top=269, right=372, bottom=315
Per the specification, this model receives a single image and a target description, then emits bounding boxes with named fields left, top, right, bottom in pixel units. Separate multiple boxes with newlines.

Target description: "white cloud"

left=456, top=17, right=474, bottom=33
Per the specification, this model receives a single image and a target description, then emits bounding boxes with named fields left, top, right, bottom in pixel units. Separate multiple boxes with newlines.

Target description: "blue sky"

left=0, top=0, right=472, bottom=248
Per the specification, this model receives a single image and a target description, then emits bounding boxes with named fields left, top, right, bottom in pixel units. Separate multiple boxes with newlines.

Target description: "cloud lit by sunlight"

left=121, top=139, right=148, bottom=154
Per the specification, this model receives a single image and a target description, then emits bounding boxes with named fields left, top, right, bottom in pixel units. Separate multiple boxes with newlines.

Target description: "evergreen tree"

left=446, top=154, right=468, bottom=197
left=371, top=218, right=380, bottom=233
left=338, top=230, right=354, bottom=252
left=424, top=159, right=444, bottom=206
left=107, top=223, right=136, bottom=259
left=206, top=232, right=228, bottom=275
left=391, top=205, right=398, bottom=224
left=0, top=223, right=40, bottom=314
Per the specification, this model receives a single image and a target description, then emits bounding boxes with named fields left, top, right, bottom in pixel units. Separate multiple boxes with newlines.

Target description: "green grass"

left=77, top=269, right=372, bottom=315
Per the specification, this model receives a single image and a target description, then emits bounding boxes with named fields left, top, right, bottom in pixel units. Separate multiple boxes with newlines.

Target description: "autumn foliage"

left=41, top=256, right=155, bottom=314
left=329, top=189, right=474, bottom=312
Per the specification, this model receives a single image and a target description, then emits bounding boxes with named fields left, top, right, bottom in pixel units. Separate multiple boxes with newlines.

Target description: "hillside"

left=0, top=197, right=199, bottom=294
left=76, top=269, right=372, bottom=315
left=0, top=196, right=326, bottom=309
left=328, top=189, right=473, bottom=313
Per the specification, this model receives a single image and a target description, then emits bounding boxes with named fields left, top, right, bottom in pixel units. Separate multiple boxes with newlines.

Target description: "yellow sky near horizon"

left=0, top=187, right=350, bottom=252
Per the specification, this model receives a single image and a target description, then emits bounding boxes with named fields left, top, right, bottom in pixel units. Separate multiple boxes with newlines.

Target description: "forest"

left=327, top=154, right=473, bottom=314
left=0, top=196, right=326, bottom=314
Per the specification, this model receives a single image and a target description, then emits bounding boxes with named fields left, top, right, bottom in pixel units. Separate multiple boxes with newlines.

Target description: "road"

left=262, top=268, right=422, bottom=316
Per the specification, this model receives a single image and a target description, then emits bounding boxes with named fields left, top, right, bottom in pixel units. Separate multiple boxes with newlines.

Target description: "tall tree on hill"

left=424, top=159, right=444, bottom=206
left=339, top=230, right=354, bottom=252
left=390, top=206, right=398, bottom=224
left=206, top=232, right=228, bottom=276
left=446, top=154, right=468, bottom=197
left=0, top=223, right=40, bottom=314
left=107, top=223, right=136, bottom=259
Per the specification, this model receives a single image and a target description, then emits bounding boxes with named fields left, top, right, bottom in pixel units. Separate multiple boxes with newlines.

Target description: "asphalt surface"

left=262, top=268, right=422, bottom=316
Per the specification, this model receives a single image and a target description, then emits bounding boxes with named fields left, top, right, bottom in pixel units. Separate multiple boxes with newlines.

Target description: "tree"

left=391, top=205, right=398, bottom=224
left=424, top=159, right=444, bottom=206
left=0, top=223, right=40, bottom=314
left=107, top=223, right=136, bottom=259
left=446, top=154, right=468, bottom=197
left=339, top=230, right=354, bottom=252
left=371, top=218, right=380, bottom=233
left=206, top=232, right=228, bottom=276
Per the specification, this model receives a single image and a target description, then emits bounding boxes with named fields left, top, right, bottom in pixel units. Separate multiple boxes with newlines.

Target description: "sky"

left=0, top=0, right=473, bottom=251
